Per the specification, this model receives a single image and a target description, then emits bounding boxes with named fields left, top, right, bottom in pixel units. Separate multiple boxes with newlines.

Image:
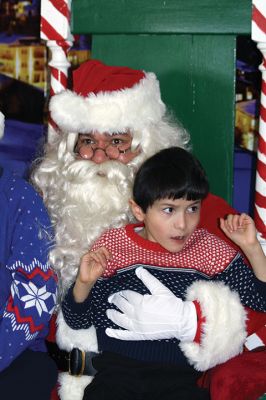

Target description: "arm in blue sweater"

left=0, top=173, right=57, bottom=371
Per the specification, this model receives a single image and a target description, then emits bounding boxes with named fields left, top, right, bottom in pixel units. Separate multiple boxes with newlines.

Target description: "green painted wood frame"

left=71, top=0, right=252, bottom=203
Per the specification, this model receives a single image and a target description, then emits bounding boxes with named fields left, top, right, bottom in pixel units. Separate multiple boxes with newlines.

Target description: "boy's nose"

left=173, top=214, right=186, bottom=230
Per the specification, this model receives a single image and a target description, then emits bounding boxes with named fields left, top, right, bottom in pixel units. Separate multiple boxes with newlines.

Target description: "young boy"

left=61, top=147, right=266, bottom=400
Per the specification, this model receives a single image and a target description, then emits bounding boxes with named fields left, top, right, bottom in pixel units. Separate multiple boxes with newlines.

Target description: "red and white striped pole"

left=40, top=0, right=73, bottom=142
left=244, top=0, right=266, bottom=351
left=252, top=0, right=266, bottom=254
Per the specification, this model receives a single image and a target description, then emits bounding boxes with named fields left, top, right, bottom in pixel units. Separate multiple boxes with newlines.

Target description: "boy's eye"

left=163, top=207, right=174, bottom=214
left=187, top=205, right=200, bottom=213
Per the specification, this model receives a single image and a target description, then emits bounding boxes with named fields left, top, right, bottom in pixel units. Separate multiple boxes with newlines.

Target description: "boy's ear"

left=129, top=199, right=145, bottom=222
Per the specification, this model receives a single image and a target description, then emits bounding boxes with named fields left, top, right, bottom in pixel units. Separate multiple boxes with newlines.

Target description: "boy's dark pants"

left=83, top=352, right=210, bottom=400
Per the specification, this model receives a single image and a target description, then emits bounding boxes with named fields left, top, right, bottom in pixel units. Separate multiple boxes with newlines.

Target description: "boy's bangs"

left=155, top=179, right=208, bottom=203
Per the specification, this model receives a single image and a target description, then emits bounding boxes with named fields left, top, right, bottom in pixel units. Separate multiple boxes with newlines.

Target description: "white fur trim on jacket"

left=56, top=309, right=98, bottom=352
left=58, top=373, right=92, bottom=400
left=179, top=281, right=247, bottom=371
left=50, top=73, right=166, bottom=134
left=56, top=310, right=98, bottom=400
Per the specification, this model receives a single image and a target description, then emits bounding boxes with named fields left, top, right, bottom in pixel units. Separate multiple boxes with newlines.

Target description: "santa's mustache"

left=63, top=158, right=135, bottom=185
left=57, top=156, right=134, bottom=224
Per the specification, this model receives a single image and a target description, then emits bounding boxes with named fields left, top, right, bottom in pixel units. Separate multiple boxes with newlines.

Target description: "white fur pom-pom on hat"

left=49, top=59, right=166, bottom=135
left=0, top=111, right=4, bottom=139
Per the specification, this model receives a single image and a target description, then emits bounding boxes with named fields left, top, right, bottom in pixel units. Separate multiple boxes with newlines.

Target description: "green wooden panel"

left=72, top=0, right=251, bottom=35
left=91, top=34, right=236, bottom=202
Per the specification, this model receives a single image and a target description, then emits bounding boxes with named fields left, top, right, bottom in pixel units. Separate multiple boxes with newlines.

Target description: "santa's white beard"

left=49, top=158, right=136, bottom=293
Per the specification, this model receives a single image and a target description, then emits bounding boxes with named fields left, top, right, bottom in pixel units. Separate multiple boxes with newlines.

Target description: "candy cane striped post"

left=40, top=0, right=73, bottom=142
left=243, top=0, right=266, bottom=352
left=252, top=0, right=266, bottom=255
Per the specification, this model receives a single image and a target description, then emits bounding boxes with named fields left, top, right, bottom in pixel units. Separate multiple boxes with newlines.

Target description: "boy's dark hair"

left=133, top=147, right=209, bottom=212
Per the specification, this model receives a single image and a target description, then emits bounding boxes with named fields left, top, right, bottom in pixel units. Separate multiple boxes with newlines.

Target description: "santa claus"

left=31, top=60, right=266, bottom=400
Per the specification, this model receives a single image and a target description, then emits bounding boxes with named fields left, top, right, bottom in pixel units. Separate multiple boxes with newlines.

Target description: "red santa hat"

left=0, top=111, right=4, bottom=139
left=49, top=59, right=166, bottom=134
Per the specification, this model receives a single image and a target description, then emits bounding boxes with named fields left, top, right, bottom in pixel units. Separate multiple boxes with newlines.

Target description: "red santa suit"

left=32, top=60, right=266, bottom=400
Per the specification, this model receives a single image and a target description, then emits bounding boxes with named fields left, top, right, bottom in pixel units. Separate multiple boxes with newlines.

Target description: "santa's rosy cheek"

left=78, top=146, right=93, bottom=159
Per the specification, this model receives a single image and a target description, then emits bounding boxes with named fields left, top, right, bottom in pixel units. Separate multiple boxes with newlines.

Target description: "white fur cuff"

left=180, top=281, right=247, bottom=371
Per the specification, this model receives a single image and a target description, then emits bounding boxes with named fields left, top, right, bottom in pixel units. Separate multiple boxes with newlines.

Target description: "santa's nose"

left=91, top=148, right=109, bottom=164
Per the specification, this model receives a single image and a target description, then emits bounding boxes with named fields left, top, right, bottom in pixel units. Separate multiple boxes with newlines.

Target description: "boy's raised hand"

left=220, top=213, right=257, bottom=250
left=73, top=247, right=111, bottom=303
left=220, top=213, right=266, bottom=281
left=78, top=247, right=111, bottom=284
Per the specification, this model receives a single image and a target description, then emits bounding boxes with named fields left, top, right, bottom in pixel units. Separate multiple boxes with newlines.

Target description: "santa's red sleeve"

left=200, top=193, right=266, bottom=346
left=200, top=192, right=238, bottom=248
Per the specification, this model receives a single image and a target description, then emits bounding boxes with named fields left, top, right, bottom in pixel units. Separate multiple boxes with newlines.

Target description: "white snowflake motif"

left=20, top=282, right=52, bottom=316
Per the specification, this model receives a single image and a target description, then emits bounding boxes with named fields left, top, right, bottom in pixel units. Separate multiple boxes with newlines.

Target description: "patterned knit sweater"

left=0, top=167, right=57, bottom=372
left=62, top=223, right=266, bottom=368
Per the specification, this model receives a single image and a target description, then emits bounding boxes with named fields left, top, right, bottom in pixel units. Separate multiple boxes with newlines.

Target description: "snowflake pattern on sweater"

left=0, top=167, right=57, bottom=371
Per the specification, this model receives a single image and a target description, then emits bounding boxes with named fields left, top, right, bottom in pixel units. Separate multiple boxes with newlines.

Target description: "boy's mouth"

left=171, top=235, right=186, bottom=241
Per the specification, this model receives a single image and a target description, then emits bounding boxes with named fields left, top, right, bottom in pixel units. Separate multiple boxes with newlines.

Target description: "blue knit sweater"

left=0, top=166, right=57, bottom=371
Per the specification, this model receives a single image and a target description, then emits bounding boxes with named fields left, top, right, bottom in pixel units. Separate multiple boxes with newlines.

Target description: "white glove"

left=106, top=267, right=197, bottom=342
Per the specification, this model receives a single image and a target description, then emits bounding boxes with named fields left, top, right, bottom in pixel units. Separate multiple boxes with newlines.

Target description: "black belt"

left=46, top=340, right=98, bottom=376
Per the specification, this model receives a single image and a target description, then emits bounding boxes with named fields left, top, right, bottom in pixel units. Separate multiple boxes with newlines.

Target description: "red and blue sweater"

left=0, top=167, right=57, bottom=371
left=62, top=223, right=266, bottom=370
